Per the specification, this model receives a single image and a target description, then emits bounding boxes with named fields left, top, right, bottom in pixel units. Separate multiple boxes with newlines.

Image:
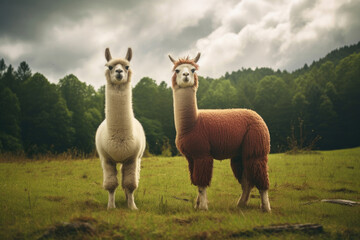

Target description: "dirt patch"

left=174, top=216, right=199, bottom=225
left=38, top=219, right=96, bottom=239
left=70, top=216, right=98, bottom=224
left=191, top=231, right=211, bottom=240
left=174, top=218, right=194, bottom=225
left=282, top=182, right=311, bottom=191
left=174, top=216, right=223, bottom=226
left=37, top=216, right=129, bottom=240
left=329, top=188, right=357, bottom=194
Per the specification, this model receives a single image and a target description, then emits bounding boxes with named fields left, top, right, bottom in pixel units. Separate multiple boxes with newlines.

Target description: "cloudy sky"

left=1, top=0, right=359, bottom=89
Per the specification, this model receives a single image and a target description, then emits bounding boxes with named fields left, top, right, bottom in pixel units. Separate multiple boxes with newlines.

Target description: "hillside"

left=1, top=41, right=359, bottom=155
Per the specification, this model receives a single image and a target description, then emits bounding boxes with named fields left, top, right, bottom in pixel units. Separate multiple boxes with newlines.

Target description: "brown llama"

left=168, top=53, right=271, bottom=211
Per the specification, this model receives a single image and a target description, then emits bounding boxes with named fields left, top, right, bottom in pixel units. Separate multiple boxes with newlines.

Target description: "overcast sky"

left=1, top=0, right=359, bottom=89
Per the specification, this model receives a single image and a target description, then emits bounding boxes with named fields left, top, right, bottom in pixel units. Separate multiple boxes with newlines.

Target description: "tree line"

left=0, top=42, right=359, bottom=156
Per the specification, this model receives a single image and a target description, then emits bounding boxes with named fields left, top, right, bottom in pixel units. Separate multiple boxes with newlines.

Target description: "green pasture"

left=0, top=148, right=359, bottom=239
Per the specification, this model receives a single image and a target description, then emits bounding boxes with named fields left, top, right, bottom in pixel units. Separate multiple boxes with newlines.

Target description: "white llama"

left=95, top=47, right=146, bottom=210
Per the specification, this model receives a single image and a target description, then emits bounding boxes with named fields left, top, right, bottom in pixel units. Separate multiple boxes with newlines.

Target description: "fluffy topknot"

left=172, top=57, right=199, bottom=71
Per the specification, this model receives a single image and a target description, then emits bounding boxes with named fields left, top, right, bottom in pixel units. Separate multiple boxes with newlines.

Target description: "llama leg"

left=245, top=155, right=271, bottom=212
left=237, top=174, right=253, bottom=207
left=186, top=156, right=194, bottom=182
left=192, top=156, right=213, bottom=210
left=121, top=157, right=140, bottom=210
left=231, top=155, right=253, bottom=207
left=195, top=186, right=208, bottom=210
left=259, top=189, right=271, bottom=212
left=101, top=157, right=119, bottom=209
left=231, top=155, right=252, bottom=207
left=186, top=156, right=209, bottom=210
left=230, top=155, right=243, bottom=184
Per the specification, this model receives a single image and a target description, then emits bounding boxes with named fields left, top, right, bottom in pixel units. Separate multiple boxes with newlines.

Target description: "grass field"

left=0, top=148, right=359, bottom=239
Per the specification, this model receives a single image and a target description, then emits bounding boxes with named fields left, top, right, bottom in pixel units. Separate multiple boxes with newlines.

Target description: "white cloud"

left=0, top=0, right=359, bottom=88
left=195, top=0, right=360, bottom=79
left=0, top=38, right=31, bottom=61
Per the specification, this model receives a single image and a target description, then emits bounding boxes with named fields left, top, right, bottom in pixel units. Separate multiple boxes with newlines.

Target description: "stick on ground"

left=253, top=223, right=323, bottom=233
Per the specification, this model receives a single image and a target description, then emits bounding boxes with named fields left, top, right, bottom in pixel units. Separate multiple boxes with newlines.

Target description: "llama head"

left=105, top=47, right=132, bottom=85
left=169, top=53, right=200, bottom=89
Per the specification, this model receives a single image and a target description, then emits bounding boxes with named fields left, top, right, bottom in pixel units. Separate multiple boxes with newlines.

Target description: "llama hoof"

left=195, top=198, right=208, bottom=210
left=237, top=202, right=248, bottom=208
left=107, top=191, right=116, bottom=209
left=259, top=190, right=271, bottom=212
left=237, top=198, right=249, bottom=208
left=107, top=204, right=116, bottom=210
left=261, top=205, right=271, bottom=213
left=194, top=204, right=208, bottom=211
left=194, top=188, right=209, bottom=210
left=128, top=204, right=138, bottom=210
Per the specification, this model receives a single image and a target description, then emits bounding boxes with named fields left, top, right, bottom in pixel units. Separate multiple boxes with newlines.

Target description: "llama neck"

left=105, top=83, right=134, bottom=138
left=173, top=87, right=199, bottom=135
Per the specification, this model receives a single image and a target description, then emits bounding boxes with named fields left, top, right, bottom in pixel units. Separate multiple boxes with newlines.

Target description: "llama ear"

left=193, top=52, right=201, bottom=63
left=168, top=55, right=176, bottom=64
left=105, top=48, right=112, bottom=62
left=125, top=48, right=132, bottom=62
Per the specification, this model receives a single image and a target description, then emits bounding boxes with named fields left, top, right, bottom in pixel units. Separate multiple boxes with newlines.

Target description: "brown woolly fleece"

left=172, top=60, right=270, bottom=190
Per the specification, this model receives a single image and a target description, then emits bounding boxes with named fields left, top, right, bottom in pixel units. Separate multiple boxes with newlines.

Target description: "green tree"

left=20, top=73, right=74, bottom=155
left=133, top=77, right=160, bottom=120
left=255, top=75, right=292, bottom=151
left=16, top=61, right=32, bottom=82
left=156, top=81, right=176, bottom=154
left=0, top=87, right=22, bottom=152
left=96, top=85, right=105, bottom=120
left=334, top=52, right=360, bottom=148
left=316, top=61, right=335, bottom=86
left=197, top=76, right=212, bottom=102
left=138, top=117, right=164, bottom=155
left=292, top=64, right=339, bottom=149
left=58, top=74, right=102, bottom=154
left=236, top=87, right=252, bottom=108
left=133, top=77, right=173, bottom=154
left=0, top=58, right=6, bottom=77
left=1, top=65, right=20, bottom=94
left=199, top=79, right=238, bottom=109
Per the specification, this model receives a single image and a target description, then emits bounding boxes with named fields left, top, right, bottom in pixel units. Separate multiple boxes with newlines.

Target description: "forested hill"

left=293, top=41, right=360, bottom=76
left=0, top=42, right=359, bottom=156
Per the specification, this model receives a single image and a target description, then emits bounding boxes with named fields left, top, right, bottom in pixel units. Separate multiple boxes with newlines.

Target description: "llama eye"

left=175, top=69, right=180, bottom=73
left=191, top=68, right=196, bottom=73
left=125, top=66, right=129, bottom=70
left=108, top=66, right=113, bottom=70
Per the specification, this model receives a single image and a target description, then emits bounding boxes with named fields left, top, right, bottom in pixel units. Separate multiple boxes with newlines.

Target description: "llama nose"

left=116, top=69, right=123, bottom=74
left=183, top=72, right=189, bottom=76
